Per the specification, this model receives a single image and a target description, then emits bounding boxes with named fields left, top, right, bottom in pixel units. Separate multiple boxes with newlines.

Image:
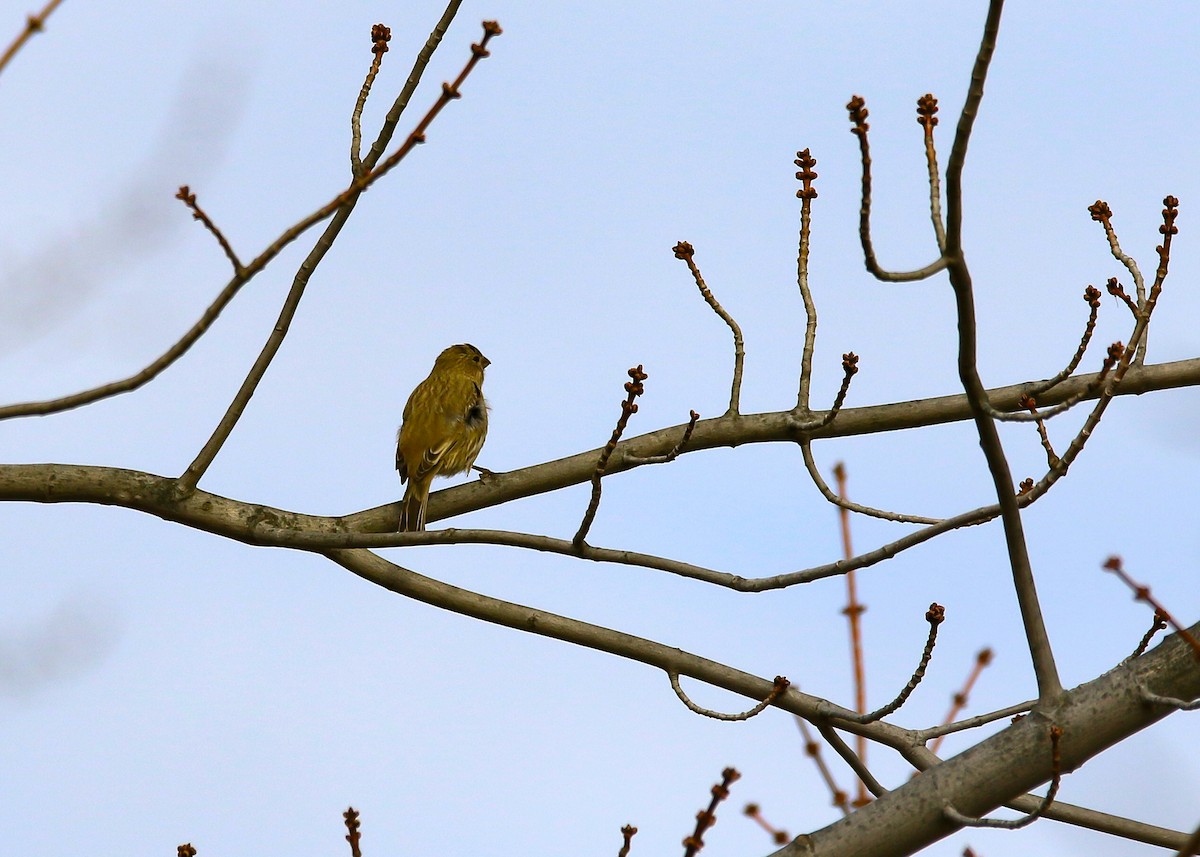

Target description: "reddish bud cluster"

left=916, top=93, right=939, bottom=127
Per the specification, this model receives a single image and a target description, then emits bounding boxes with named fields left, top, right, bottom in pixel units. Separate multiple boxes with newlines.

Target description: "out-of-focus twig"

left=682, top=768, right=740, bottom=857
left=929, top=647, right=993, bottom=756
left=743, top=804, right=790, bottom=846
left=794, top=717, right=850, bottom=816
left=0, top=0, right=63, bottom=77
left=1103, top=556, right=1200, bottom=660
left=834, top=462, right=869, bottom=807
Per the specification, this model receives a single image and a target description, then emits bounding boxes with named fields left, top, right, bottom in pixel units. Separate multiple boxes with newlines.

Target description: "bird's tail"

left=398, top=477, right=431, bottom=532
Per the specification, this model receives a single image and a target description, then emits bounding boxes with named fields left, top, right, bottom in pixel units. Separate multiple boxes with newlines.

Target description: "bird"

left=395, top=343, right=490, bottom=532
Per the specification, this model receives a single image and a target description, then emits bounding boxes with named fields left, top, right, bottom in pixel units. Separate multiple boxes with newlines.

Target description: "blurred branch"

left=0, top=0, right=63, bottom=77
left=929, top=648, right=993, bottom=757
left=794, top=717, right=850, bottom=816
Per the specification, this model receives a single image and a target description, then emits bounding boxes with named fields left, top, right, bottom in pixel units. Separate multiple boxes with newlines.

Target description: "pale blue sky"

left=2, top=3, right=1198, bottom=855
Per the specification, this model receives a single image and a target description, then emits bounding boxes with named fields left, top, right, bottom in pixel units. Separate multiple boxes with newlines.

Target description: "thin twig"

left=916, top=698, right=1035, bottom=742
left=1022, top=284, right=1103, bottom=400
left=1089, top=199, right=1146, bottom=360
left=351, top=24, right=392, bottom=177
left=1019, top=394, right=1060, bottom=469
left=944, top=725, right=1063, bottom=829
left=1103, top=556, right=1200, bottom=660
left=835, top=604, right=945, bottom=724
left=673, top=242, right=743, bottom=415
left=0, top=0, right=63, bottom=77
left=929, top=648, right=993, bottom=757
left=794, top=717, right=850, bottom=816
left=573, top=366, right=647, bottom=546
left=175, top=185, right=244, bottom=273
left=812, top=353, right=860, bottom=428
left=682, top=768, right=740, bottom=857
left=1125, top=610, right=1169, bottom=663
left=669, top=672, right=789, bottom=722
left=624, top=410, right=699, bottom=465
left=847, top=96, right=949, bottom=283
left=799, top=443, right=941, bottom=525
left=176, top=19, right=500, bottom=496
left=794, top=148, right=821, bottom=409
left=1140, top=685, right=1200, bottom=712
left=917, top=93, right=947, bottom=253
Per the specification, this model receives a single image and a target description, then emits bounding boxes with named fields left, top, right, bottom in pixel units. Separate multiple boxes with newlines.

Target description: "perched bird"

left=395, top=343, right=490, bottom=532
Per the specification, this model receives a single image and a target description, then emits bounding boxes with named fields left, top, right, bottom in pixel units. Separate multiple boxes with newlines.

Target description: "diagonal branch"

left=176, top=16, right=498, bottom=496
left=0, top=0, right=63, bottom=77
left=941, top=0, right=1063, bottom=702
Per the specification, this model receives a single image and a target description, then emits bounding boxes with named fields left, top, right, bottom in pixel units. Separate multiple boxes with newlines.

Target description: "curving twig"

left=1020, top=284, right=1103, bottom=400
left=944, top=726, right=1063, bottom=829
left=833, top=604, right=945, bottom=724
left=846, top=96, right=948, bottom=283
left=673, top=242, right=743, bottom=415
left=669, top=673, right=789, bottom=722
left=799, top=444, right=941, bottom=525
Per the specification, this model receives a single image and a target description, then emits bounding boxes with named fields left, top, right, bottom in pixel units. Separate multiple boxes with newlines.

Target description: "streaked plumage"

left=395, top=343, right=490, bottom=531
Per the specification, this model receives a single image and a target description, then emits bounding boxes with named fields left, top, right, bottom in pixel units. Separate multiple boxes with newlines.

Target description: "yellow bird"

left=395, top=343, right=490, bottom=531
